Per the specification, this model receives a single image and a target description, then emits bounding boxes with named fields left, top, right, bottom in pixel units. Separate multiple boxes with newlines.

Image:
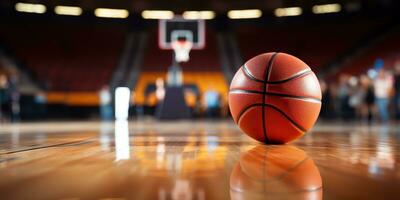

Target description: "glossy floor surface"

left=0, top=120, right=399, bottom=200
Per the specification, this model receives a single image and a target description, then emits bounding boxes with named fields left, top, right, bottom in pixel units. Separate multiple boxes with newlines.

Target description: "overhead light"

left=183, top=11, right=215, bottom=20
left=274, top=7, right=302, bottom=17
left=142, top=10, right=174, bottom=19
left=227, top=9, right=262, bottom=19
left=94, top=8, right=129, bottom=18
left=54, top=6, right=82, bottom=16
left=312, top=4, right=341, bottom=14
left=15, top=3, right=46, bottom=14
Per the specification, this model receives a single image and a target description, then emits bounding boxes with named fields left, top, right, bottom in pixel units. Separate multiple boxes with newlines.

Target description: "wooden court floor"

left=0, top=120, right=399, bottom=200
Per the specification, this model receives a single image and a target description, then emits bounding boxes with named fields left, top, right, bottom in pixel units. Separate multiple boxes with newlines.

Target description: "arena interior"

left=0, top=0, right=399, bottom=199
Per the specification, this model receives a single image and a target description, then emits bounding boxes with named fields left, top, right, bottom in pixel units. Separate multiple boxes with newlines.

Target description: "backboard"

left=159, top=17, right=205, bottom=50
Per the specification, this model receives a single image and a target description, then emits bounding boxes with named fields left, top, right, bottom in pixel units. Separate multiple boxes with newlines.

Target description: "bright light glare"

left=15, top=3, right=46, bottom=14
left=312, top=4, right=341, bottom=14
left=183, top=11, right=215, bottom=20
left=227, top=9, right=262, bottom=19
left=274, top=7, right=302, bottom=17
left=95, top=8, right=129, bottom=18
left=54, top=6, right=82, bottom=16
left=142, top=10, right=174, bottom=19
left=115, top=87, right=131, bottom=120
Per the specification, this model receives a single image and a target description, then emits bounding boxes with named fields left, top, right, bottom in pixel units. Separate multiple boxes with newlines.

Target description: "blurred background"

left=0, top=0, right=399, bottom=123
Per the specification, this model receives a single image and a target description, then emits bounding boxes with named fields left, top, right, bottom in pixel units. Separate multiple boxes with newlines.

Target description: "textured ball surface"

left=229, top=52, right=321, bottom=144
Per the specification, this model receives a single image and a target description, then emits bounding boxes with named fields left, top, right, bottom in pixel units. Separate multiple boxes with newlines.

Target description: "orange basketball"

left=229, top=52, right=321, bottom=144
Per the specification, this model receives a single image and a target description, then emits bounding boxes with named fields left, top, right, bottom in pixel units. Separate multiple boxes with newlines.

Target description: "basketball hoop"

left=172, top=40, right=192, bottom=63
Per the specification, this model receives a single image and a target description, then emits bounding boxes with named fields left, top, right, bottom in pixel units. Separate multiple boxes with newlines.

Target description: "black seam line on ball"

left=265, top=104, right=306, bottom=132
left=243, top=65, right=312, bottom=85
left=229, top=89, right=322, bottom=103
left=266, top=69, right=312, bottom=84
left=236, top=103, right=306, bottom=135
left=242, top=64, right=264, bottom=83
left=262, top=53, right=278, bottom=143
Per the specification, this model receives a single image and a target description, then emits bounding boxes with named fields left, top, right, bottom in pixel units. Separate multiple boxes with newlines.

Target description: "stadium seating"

left=336, top=27, right=400, bottom=75
left=235, top=17, right=388, bottom=72
left=0, top=21, right=126, bottom=91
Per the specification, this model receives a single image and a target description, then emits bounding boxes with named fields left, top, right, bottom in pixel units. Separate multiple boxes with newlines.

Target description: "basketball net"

left=172, top=40, right=192, bottom=63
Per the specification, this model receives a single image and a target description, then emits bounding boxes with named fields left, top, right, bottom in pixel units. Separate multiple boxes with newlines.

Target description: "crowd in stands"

left=0, top=73, right=21, bottom=122
left=320, top=59, right=400, bottom=123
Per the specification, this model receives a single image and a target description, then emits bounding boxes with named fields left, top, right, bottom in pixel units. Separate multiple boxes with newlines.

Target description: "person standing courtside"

left=8, top=74, right=20, bottom=122
left=360, top=75, right=375, bottom=123
left=337, top=74, right=351, bottom=120
left=99, top=85, right=113, bottom=121
left=393, top=61, right=400, bottom=120
left=373, top=69, right=393, bottom=122
left=0, top=74, right=9, bottom=122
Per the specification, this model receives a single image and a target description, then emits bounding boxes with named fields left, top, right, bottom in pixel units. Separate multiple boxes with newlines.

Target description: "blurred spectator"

left=9, top=74, right=20, bottom=122
left=129, top=90, right=138, bottom=118
left=0, top=74, right=9, bottom=122
left=374, top=58, right=384, bottom=71
left=329, top=83, right=339, bottom=118
left=320, top=79, right=332, bottom=118
left=155, top=78, right=165, bottom=102
left=34, top=91, right=47, bottom=120
left=99, top=85, right=113, bottom=121
left=349, top=77, right=364, bottom=119
left=373, top=69, right=393, bottom=122
left=394, top=61, right=400, bottom=119
left=337, top=74, right=352, bottom=119
left=203, top=87, right=221, bottom=118
left=360, top=75, right=375, bottom=123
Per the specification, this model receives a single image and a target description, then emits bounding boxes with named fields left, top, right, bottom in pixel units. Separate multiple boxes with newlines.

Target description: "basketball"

left=230, top=145, right=322, bottom=200
left=229, top=52, right=321, bottom=144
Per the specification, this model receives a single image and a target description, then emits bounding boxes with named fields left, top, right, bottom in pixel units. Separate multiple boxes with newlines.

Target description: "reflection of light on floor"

left=114, top=120, right=130, bottom=161
left=206, top=136, right=218, bottom=152
left=35, top=133, right=46, bottom=145
left=167, top=154, right=182, bottom=173
left=369, top=145, right=394, bottom=174
left=172, top=179, right=192, bottom=200
left=368, top=135, right=394, bottom=175
left=11, top=124, right=20, bottom=148
left=158, top=179, right=205, bottom=200
left=350, top=131, right=362, bottom=146
left=100, top=122, right=113, bottom=151
left=158, top=188, right=166, bottom=200
left=156, top=137, right=165, bottom=169
left=368, top=160, right=379, bottom=174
